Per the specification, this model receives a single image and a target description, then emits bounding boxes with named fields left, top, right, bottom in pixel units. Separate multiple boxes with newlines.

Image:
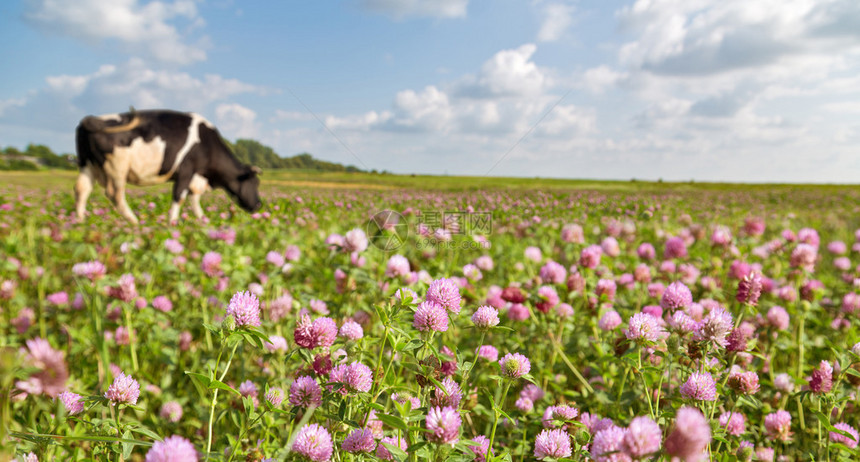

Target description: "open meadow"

left=2, top=171, right=860, bottom=461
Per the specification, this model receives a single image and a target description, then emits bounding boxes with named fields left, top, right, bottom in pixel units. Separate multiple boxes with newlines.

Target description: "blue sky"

left=2, top=0, right=860, bottom=182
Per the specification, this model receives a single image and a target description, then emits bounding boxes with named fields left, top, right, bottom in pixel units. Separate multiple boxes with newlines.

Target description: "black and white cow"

left=74, top=109, right=262, bottom=224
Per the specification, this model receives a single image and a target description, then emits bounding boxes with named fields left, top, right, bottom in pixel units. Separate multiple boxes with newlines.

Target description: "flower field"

left=3, top=172, right=860, bottom=461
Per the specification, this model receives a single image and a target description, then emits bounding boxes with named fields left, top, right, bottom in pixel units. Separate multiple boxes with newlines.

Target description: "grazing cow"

left=74, top=109, right=262, bottom=224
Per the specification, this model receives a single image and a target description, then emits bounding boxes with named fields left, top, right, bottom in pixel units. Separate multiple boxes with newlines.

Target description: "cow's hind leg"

left=190, top=192, right=205, bottom=219
left=168, top=173, right=193, bottom=224
left=74, top=165, right=94, bottom=220
left=110, top=177, right=139, bottom=224
left=188, top=174, right=210, bottom=220
left=103, top=159, right=138, bottom=224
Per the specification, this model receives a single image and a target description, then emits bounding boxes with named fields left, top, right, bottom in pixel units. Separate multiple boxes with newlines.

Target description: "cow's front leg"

left=168, top=175, right=193, bottom=224
left=190, top=192, right=205, bottom=219
left=115, top=181, right=139, bottom=224
left=74, top=165, right=94, bottom=220
left=188, top=174, right=210, bottom=220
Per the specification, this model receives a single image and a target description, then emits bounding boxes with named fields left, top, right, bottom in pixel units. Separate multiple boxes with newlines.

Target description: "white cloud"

left=215, top=103, right=259, bottom=138
left=325, top=110, right=392, bottom=131
left=24, top=0, right=207, bottom=64
left=361, top=0, right=468, bottom=19
left=388, top=86, right=453, bottom=131
left=616, top=0, right=860, bottom=76
left=537, top=3, right=574, bottom=42
left=456, top=44, right=549, bottom=98
left=0, top=59, right=264, bottom=134
left=582, top=66, right=627, bottom=93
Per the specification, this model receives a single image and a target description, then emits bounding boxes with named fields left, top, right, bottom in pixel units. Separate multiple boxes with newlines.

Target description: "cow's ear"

left=250, top=166, right=262, bottom=175
left=238, top=166, right=257, bottom=181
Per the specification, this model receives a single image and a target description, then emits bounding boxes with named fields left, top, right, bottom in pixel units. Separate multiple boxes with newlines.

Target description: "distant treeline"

left=1, top=139, right=366, bottom=173
left=0, top=145, right=77, bottom=171
left=224, top=139, right=365, bottom=172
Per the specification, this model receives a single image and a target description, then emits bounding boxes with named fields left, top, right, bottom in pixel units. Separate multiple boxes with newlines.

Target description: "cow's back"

left=75, top=110, right=201, bottom=184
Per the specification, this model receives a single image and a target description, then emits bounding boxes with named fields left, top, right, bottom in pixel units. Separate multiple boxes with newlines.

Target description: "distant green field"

left=2, top=169, right=858, bottom=194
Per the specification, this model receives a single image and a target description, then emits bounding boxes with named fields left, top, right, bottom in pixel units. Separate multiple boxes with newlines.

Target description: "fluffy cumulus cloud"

left=0, top=59, right=264, bottom=150
left=216, top=103, right=260, bottom=139
left=322, top=43, right=587, bottom=139
left=24, top=0, right=207, bottom=64
left=537, top=2, right=575, bottom=42
left=361, top=0, right=469, bottom=19
left=559, top=0, right=860, bottom=181
left=289, top=42, right=598, bottom=175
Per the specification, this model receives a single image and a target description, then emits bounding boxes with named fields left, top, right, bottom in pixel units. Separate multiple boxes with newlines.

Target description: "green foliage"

left=0, top=144, right=75, bottom=171
left=224, top=138, right=364, bottom=172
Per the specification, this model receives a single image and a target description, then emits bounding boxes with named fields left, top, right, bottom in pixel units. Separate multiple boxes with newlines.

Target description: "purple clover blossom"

left=590, top=425, right=628, bottom=462
left=625, top=312, right=665, bottom=343
left=471, top=305, right=500, bottom=329
left=376, top=436, right=407, bottom=460
left=695, top=306, right=733, bottom=347
left=342, top=428, right=376, bottom=453
left=533, top=428, right=572, bottom=460
left=499, top=353, right=531, bottom=379
left=539, top=261, right=567, bottom=284
left=58, top=391, right=85, bottom=415
left=429, top=377, right=463, bottom=408
left=226, top=291, right=261, bottom=328
left=624, top=416, right=662, bottom=458
left=426, top=278, right=462, bottom=314
left=144, top=435, right=198, bottom=462
left=830, top=422, right=859, bottom=449
left=664, top=407, right=711, bottom=461
left=413, top=301, right=449, bottom=332
left=329, top=362, right=373, bottom=394
left=425, top=406, right=461, bottom=445
left=719, top=412, right=746, bottom=436
left=291, top=423, right=333, bottom=462
left=680, top=372, right=717, bottom=401
left=289, top=376, right=322, bottom=407
left=160, top=401, right=183, bottom=423
left=660, top=281, right=692, bottom=311
left=339, top=320, right=363, bottom=340
left=764, top=410, right=792, bottom=441
left=469, top=435, right=492, bottom=462
left=809, top=360, right=833, bottom=394
left=72, top=260, right=106, bottom=281
left=599, top=310, right=622, bottom=331
left=477, top=345, right=499, bottom=362
left=105, top=372, right=140, bottom=405
left=736, top=272, right=763, bottom=305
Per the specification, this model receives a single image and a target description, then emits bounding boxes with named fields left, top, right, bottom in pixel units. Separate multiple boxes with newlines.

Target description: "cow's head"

left=232, top=165, right=262, bottom=212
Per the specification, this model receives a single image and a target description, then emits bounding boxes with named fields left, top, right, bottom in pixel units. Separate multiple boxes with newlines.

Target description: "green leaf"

left=121, top=429, right=133, bottom=459
left=402, top=339, right=424, bottom=352
left=338, top=400, right=347, bottom=421
left=380, top=441, right=408, bottom=462
left=128, top=426, right=160, bottom=440
left=376, top=413, right=409, bottom=433
left=208, top=379, right=240, bottom=396
left=812, top=410, right=837, bottom=432
left=185, top=371, right=211, bottom=387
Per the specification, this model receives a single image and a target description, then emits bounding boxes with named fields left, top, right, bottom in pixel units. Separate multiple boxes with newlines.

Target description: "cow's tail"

left=75, top=120, right=95, bottom=169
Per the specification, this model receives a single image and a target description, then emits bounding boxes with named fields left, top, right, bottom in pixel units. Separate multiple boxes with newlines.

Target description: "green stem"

left=205, top=342, right=239, bottom=461
left=486, top=381, right=511, bottom=462
left=123, top=305, right=138, bottom=372
left=543, top=321, right=565, bottom=390
left=549, top=333, right=594, bottom=394
left=797, top=304, right=806, bottom=380
left=226, top=410, right=267, bottom=462
left=638, top=349, right=655, bottom=419
left=461, top=330, right=486, bottom=391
